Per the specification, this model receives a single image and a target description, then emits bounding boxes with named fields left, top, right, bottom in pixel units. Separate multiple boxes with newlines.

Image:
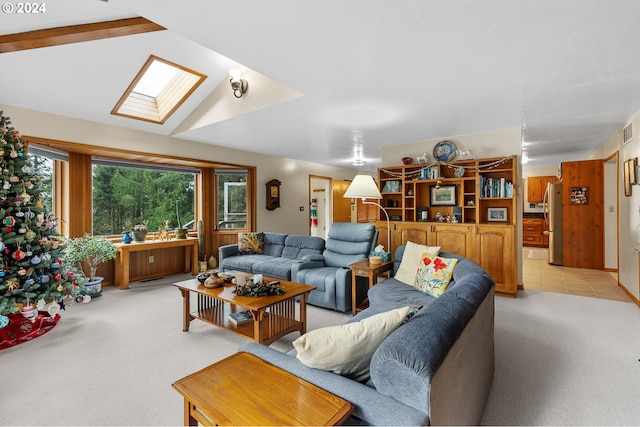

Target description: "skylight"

left=112, top=55, right=206, bottom=124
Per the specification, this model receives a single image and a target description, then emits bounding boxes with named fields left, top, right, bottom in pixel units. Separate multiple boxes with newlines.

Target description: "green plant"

left=65, top=234, right=117, bottom=281
left=132, top=222, right=148, bottom=232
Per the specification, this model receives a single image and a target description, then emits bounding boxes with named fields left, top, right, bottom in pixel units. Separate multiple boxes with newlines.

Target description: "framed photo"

left=624, top=160, right=631, bottom=197
left=430, top=185, right=457, bottom=206
left=570, top=187, right=588, bottom=204
left=487, top=207, right=507, bottom=222
left=630, top=157, right=637, bottom=185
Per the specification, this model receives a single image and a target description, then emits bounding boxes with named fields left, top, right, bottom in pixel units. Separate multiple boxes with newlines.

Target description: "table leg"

left=252, top=309, right=264, bottom=344
left=351, top=272, right=358, bottom=315
left=184, top=399, right=197, bottom=426
left=180, top=289, right=191, bottom=332
left=118, top=251, right=131, bottom=290
left=299, top=292, right=308, bottom=334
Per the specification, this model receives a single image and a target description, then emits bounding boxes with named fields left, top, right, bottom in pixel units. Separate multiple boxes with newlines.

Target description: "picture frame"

left=630, top=157, right=637, bottom=185
left=487, top=207, right=507, bottom=222
left=624, top=160, right=631, bottom=197
left=430, top=185, right=457, bottom=206
left=570, top=187, right=588, bottom=204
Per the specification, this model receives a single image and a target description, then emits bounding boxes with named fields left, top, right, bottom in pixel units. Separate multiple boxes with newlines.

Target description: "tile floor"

left=522, top=247, right=632, bottom=303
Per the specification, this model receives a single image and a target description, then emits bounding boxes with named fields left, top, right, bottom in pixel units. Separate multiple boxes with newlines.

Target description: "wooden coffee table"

left=173, top=277, right=315, bottom=346
left=172, top=352, right=353, bottom=426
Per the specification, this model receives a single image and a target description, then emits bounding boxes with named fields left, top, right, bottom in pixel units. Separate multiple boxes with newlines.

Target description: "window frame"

left=24, top=136, right=256, bottom=247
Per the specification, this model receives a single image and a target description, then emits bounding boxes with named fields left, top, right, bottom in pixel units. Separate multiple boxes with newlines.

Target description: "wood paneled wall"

left=561, top=160, right=604, bottom=269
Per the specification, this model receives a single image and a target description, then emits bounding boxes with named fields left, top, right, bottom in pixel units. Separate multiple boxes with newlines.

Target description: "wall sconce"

left=229, top=68, right=248, bottom=98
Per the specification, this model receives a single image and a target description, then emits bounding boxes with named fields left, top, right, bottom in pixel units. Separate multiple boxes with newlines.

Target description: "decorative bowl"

left=433, top=141, right=457, bottom=162
left=402, top=157, right=413, bottom=165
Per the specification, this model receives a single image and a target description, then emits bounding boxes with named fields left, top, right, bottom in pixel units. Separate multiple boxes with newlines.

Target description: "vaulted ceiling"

left=1, top=0, right=640, bottom=171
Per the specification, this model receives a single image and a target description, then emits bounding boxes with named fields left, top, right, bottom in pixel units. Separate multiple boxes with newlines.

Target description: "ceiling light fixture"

left=229, top=68, right=248, bottom=98
left=351, top=159, right=366, bottom=166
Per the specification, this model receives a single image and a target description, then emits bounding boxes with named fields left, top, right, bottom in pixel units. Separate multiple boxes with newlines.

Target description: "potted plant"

left=65, top=234, right=117, bottom=296
left=131, top=222, right=148, bottom=242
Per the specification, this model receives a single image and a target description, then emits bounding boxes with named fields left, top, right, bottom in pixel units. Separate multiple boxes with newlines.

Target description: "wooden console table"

left=115, top=238, right=199, bottom=289
left=172, top=352, right=353, bottom=426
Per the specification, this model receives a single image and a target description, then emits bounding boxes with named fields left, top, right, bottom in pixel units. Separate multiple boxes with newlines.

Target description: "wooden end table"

left=172, top=352, right=352, bottom=426
left=350, top=259, right=394, bottom=315
left=173, top=277, right=315, bottom=346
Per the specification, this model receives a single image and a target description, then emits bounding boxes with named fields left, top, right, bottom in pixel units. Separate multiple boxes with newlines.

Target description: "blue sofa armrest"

left=291, top=255, right=326, bottom=281
left=218, top=244, right=239, bottom=272
left=239, top=343, right=428, bottom=426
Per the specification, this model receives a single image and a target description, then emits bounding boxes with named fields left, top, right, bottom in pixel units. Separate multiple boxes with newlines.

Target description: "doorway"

left=309, top=175, right=331, bottom=239
left=603, top=153, right=619, bottom=275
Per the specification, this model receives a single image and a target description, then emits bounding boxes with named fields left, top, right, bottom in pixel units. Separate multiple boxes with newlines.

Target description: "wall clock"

left=266, top=179, right=282, bottom=210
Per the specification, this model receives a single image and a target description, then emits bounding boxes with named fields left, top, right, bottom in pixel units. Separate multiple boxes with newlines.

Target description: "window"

left=216, top=171, right=247, bottom=229
left=111, top=55, right=207, bottom=124
left=92, top=161, right=197, bottom=235
left=27, top=153, right=54, bottom=212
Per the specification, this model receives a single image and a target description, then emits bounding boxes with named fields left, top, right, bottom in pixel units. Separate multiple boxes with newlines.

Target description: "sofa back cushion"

left=323, top=223, right=377, bottom=268
left=261, top=232, right=288, bottom=257
left=281, top=235, right=325, bottom=260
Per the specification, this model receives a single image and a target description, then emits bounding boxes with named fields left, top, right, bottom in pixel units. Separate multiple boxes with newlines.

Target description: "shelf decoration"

left=380, top=156, right=513, bottom=179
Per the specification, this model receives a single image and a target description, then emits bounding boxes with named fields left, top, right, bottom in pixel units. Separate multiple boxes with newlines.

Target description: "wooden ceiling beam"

left=0, top=17, right=165, bottom=53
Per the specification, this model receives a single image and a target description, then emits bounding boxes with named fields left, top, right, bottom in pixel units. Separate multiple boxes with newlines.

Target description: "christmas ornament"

left=83, top=294, right=91, bottom=304
left=3, top=215, right=15, bottom=226
left=36, top=299, right=45, bottom=310
left=0, top=315, right=9, bottom=329
left=47, top=303, right=60, bottom=316
left=12, top=249, right=25, bottom=260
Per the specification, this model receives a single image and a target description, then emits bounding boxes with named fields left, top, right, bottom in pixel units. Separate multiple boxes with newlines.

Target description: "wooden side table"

left=349, top=259, right=394, bottom=315
left=172, top=352, right=353, bottom=426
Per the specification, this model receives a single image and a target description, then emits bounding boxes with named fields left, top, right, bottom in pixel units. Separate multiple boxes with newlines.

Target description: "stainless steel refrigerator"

left=543, top=182, right=563, bottom=265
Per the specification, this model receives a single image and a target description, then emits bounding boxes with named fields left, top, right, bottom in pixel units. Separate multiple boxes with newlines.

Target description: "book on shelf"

left=228, top=310, right=253, bottom=326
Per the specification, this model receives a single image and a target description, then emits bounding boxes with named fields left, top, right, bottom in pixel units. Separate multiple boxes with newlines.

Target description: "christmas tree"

left=0, top=111, right=78, bottom=317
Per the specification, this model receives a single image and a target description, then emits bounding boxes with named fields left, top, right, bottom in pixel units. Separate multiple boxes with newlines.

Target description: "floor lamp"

left=343, top=174, right=391, bottom=257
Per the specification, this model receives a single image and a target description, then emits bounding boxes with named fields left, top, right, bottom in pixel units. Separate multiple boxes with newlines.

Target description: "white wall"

left=1, top=103, right=356, bottom=236
left=593, top=117, right=639, bottom=301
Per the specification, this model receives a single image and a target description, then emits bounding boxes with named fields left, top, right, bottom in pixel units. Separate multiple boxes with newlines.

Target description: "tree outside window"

left=92, top=165, right=195, bottom=235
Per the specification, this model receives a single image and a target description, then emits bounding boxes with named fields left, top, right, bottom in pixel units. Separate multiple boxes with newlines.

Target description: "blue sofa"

left=239, top=245, right=496, bottom=425
left=218, top=232, right=325, bottom=281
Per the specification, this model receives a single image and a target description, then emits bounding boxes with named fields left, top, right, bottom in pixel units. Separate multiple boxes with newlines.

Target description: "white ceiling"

left=1, top=0, right=640, bottom=172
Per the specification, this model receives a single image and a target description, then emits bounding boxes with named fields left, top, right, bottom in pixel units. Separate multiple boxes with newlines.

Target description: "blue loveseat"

left=239, top=245, right=496, bottom=425
left=218, top=232, right=325, bottom=281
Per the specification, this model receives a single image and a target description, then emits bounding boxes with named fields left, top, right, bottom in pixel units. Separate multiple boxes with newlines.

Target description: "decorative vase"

left=208, top=255, right=218, bottom=269
left=132, top=231, right=148, bottom=242
left=84, top=277, right=104, bottom=297
left=175, top=228, right=187, bottom=239
left=122, top=231, right=133, bottom=244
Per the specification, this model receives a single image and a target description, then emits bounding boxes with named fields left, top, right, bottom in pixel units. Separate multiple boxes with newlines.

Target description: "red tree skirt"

left=0, top=311, right=61, bottom=350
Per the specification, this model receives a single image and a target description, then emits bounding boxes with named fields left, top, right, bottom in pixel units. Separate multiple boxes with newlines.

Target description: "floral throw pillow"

left=238, top=232, right=264, bottom=255
left=413, top=253, right=458, bottom=297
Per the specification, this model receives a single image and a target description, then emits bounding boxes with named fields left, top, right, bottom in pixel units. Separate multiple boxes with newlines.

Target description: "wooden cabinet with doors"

left=475, top=224, right=515, bottom=295
left=377, top=221, right=517, bottom=297
left=527, top=175, right=557, bottom=203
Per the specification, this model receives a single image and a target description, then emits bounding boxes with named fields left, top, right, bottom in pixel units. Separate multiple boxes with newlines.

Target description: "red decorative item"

left=0, top=311, right=60, bottom=350
left=12, top=250, right=25, bottom=260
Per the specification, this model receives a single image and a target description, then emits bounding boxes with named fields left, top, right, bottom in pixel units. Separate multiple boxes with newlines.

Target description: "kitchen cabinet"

left=522, top=217, right=548, bottom=247
left=527, top=175, right=557, bottom=203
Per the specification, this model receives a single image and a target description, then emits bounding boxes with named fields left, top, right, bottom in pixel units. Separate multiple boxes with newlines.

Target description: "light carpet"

left=1, top=275, right=639, bottom=426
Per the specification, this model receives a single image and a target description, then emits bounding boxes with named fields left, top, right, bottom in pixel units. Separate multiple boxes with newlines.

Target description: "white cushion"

left=394, top=241, right=441, bottom=285
left=293, top=306, right=410, bottom=381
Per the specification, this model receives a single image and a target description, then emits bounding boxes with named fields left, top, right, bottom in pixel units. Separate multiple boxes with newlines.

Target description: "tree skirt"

left=0, top=311, right=61, bottom=351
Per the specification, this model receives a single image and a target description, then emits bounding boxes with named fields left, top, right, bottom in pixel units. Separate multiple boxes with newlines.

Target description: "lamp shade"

left=343, top=174, right=382, bottom=199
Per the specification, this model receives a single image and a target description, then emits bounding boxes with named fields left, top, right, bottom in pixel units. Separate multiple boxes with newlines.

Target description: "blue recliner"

left=292, top=223, right=378, bottom=312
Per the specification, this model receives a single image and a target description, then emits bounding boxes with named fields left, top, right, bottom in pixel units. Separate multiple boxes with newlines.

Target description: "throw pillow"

left=293, top=306, right=410, bottom=382
left=395, top=241, right=441, bottom=285
left=413, top=253, right=458, bottom=297
left=238, top=232, right=264, bottom=255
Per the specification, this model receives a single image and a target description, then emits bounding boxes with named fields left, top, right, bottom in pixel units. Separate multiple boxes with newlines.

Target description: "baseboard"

left=603, top=267, right=618, bottom=273
left=618, top=284, right=640, bottom=307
